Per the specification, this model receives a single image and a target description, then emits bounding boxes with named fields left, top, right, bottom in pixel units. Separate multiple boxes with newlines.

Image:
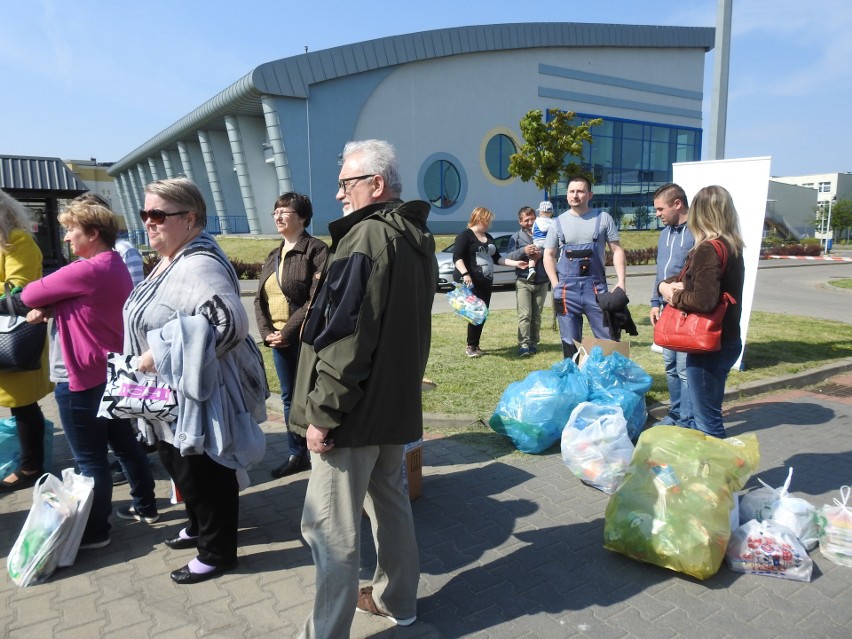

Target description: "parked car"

left=436, top=232, right=518, bottom=290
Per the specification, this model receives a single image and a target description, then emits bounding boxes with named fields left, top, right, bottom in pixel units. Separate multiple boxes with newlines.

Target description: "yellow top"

left=262, top=246, right=291, bottom=330
left=0, top=229, right=53, bottom=407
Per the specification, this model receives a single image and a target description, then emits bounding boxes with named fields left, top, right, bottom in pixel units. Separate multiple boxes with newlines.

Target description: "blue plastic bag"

left=608, top=351, right=653, bottom=395
left=580, top=346, right=620, bottom=392
left=446, top=283, right=488, bottom=325
left=0, top=417, right=54, bottom=476
left=589, top=388, right=647, bottom=441
left=489, top=359, right=589, bottom=453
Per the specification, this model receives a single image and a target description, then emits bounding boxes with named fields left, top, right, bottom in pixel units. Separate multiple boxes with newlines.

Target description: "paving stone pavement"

left=2, top=373, right=852, bottom=638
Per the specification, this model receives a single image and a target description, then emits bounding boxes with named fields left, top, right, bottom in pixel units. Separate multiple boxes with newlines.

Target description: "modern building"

left=109, top=22, right=715, bottom=240
left=65, top=159, right=125, bottom=217
left=772, top=172, right=852, bottom=209
left=765, top=181, right=818, bottom=238
left=0, top=154, right=89, bottom=269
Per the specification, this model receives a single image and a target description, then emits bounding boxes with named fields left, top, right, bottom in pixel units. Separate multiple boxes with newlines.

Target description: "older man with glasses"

left=288, top=139, right=437, bottom=637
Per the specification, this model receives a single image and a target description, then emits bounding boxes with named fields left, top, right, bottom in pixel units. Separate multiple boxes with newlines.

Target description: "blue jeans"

left=661, top=347, right=692, bottom=426
left=55, top=382, right=156, bottom=542
left=685, top=338, right=742, bottom=438
left=272, top=344, right=307, bottom=458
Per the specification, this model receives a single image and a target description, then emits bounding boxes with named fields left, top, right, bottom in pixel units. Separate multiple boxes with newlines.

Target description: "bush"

left=760, top=243, right=822, bottom=257
left=605, top=247, right=657, bottom=266
left=229, top=259, right=263, bottom=280
left=141, top=252, right=263, bottom=279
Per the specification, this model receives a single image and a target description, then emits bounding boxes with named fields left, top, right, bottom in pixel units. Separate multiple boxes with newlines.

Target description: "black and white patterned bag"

left=98, top=353, right=178, bottom=422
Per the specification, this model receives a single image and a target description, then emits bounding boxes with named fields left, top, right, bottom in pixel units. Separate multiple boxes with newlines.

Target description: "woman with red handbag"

left=657, top=185, right=745, bottom=438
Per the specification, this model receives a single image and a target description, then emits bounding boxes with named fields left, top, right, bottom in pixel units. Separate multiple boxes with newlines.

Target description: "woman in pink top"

left=22, top=199, right=157, bottom=550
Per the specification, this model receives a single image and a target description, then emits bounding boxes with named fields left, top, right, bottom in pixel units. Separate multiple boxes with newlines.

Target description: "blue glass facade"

left=549, top=112, right=702, bottom=227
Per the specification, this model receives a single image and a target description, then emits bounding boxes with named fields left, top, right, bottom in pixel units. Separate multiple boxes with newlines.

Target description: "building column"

left=197, top=130, right=229, bottom=233
left=261, top=95, right=294, bottom=196
left=225, top=115, right=261, bottom=234
left=177, top=141, right=196, bottom=182
left=161, top=150, right=176, bottom=179
left=126, top=170, right=145, bottom=244
left=147, top=157, right=160, bottom=182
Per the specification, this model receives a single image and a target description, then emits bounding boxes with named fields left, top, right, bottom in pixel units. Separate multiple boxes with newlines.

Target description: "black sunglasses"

left=139, top=209, right=189, bottom=224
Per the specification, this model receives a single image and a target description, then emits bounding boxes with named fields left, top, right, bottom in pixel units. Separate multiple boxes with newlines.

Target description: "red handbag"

left=654, top=240, right=737, bottom=354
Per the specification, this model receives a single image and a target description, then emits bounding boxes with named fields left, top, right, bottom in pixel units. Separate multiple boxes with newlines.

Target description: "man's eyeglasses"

left=337, top=174, right=375, bottom=193
left=140, top=209, right=189, bottom=224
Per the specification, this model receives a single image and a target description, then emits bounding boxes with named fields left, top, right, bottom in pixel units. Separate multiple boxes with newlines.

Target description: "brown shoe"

left=355, top=586, right=416, bottom=626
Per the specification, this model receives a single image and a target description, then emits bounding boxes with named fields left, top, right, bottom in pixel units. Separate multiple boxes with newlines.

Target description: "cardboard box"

left=573, top=337, right=630, bottom=366
left=402, top=439, right=423, bottom=501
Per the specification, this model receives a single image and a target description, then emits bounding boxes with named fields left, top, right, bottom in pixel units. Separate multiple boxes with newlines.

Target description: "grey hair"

left=0, top=189, right=35, bottom=250
left=144, top=178, right=207, bottom=229
left=342, top=139, right=403, bottom=196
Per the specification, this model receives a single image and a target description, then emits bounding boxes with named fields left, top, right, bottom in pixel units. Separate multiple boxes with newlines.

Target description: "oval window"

left=484, top=134, right=516, bottom=180
left=424, top=159, right=461, bottom=209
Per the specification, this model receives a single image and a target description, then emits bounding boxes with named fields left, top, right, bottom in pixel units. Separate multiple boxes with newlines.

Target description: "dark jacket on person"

left=507, top=228, right=549, bottom=284
left=651, top=222, right=694, bottom=309
left=253, top=233, right=328, bottom=347
left=664, top=238, right=745, bottom=341
left=288, top=199, right=438, bottom=447
left=596, top=287, right=639, bottom=340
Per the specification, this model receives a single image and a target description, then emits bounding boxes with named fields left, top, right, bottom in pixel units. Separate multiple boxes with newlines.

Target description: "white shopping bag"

left=56, top=468, right=94, bottom=567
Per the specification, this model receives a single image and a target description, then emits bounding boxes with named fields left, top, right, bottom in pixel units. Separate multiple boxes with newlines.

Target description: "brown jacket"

left=253, top=233, right=328, bottom=346
left=664, top=238, right=745, bottom=341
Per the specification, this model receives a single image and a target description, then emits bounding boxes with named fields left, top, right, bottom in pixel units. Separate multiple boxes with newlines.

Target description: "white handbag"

left=98, top=352, right=178, bottom=422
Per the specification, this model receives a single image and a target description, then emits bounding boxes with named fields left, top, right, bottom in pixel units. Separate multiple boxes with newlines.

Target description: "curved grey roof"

left=110, top=22, right=714, bottom=174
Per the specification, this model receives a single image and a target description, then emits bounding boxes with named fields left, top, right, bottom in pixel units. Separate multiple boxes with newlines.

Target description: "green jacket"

left=289, top=199, right=438, bottom=447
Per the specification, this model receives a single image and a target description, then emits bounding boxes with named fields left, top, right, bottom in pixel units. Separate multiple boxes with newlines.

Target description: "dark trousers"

left=56, top=382, right=156, bottom=542
left=272, top=342, right=307, bottom=458
left=10, top=402, right=45, bottom=473
left=158, top=441, right=239, bottom=566
left=466, top=276, right=494, bottom=347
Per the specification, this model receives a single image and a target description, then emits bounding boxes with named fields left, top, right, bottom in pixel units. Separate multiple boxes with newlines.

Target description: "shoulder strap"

left=709, top=239, right=728, bottom=273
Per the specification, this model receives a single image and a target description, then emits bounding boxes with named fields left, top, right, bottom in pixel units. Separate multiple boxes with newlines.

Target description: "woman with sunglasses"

left=123, top=178, right=266, bottom=584
left=254, top=193, right=327, bottom=479
left=21, top=198, right=157, bottom=548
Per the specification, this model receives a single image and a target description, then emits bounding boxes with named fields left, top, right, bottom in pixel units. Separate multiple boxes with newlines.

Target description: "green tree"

left=632, top=206, right=653, bottom=230
left=508, top=108, right=602, bottom=197
left=829, top=198, right=852, bottom=241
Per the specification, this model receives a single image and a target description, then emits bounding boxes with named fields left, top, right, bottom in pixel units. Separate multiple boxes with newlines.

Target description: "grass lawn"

left=829, top=278, right=852, bottom=289
left=219, top=228, right=661, bottom=265
left=260, top=303, right=852, bottom=424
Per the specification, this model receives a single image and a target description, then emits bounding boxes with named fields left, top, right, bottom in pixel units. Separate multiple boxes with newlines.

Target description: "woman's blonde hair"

left=467, top=207, right=494, bottom=229
left=688, top=185, right=744, bottom=257
left=59, top=200, right=119, bottom=248
left=0, top=189, right=35, bottom=251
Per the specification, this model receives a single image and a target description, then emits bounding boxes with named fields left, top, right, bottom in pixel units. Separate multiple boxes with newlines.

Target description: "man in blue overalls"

left=543, top=175, right=626, bottom=359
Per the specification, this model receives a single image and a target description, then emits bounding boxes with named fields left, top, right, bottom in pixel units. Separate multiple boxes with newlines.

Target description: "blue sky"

left=1, top=0, right=849, bottom=177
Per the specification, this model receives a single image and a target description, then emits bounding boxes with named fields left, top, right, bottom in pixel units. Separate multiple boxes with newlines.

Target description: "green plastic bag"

left=603, top=425, right=760, bottom=580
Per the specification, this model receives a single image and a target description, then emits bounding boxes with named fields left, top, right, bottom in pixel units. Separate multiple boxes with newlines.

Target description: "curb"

left=422, top=357, right=852, bottom=430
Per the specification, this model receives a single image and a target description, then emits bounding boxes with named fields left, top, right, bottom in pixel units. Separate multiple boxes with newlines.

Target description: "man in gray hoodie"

left=650, top=183, right=694, bottom=426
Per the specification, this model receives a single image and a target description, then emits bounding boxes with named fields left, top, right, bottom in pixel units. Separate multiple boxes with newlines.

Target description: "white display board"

left=673, top=157, right=771, bottom=369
